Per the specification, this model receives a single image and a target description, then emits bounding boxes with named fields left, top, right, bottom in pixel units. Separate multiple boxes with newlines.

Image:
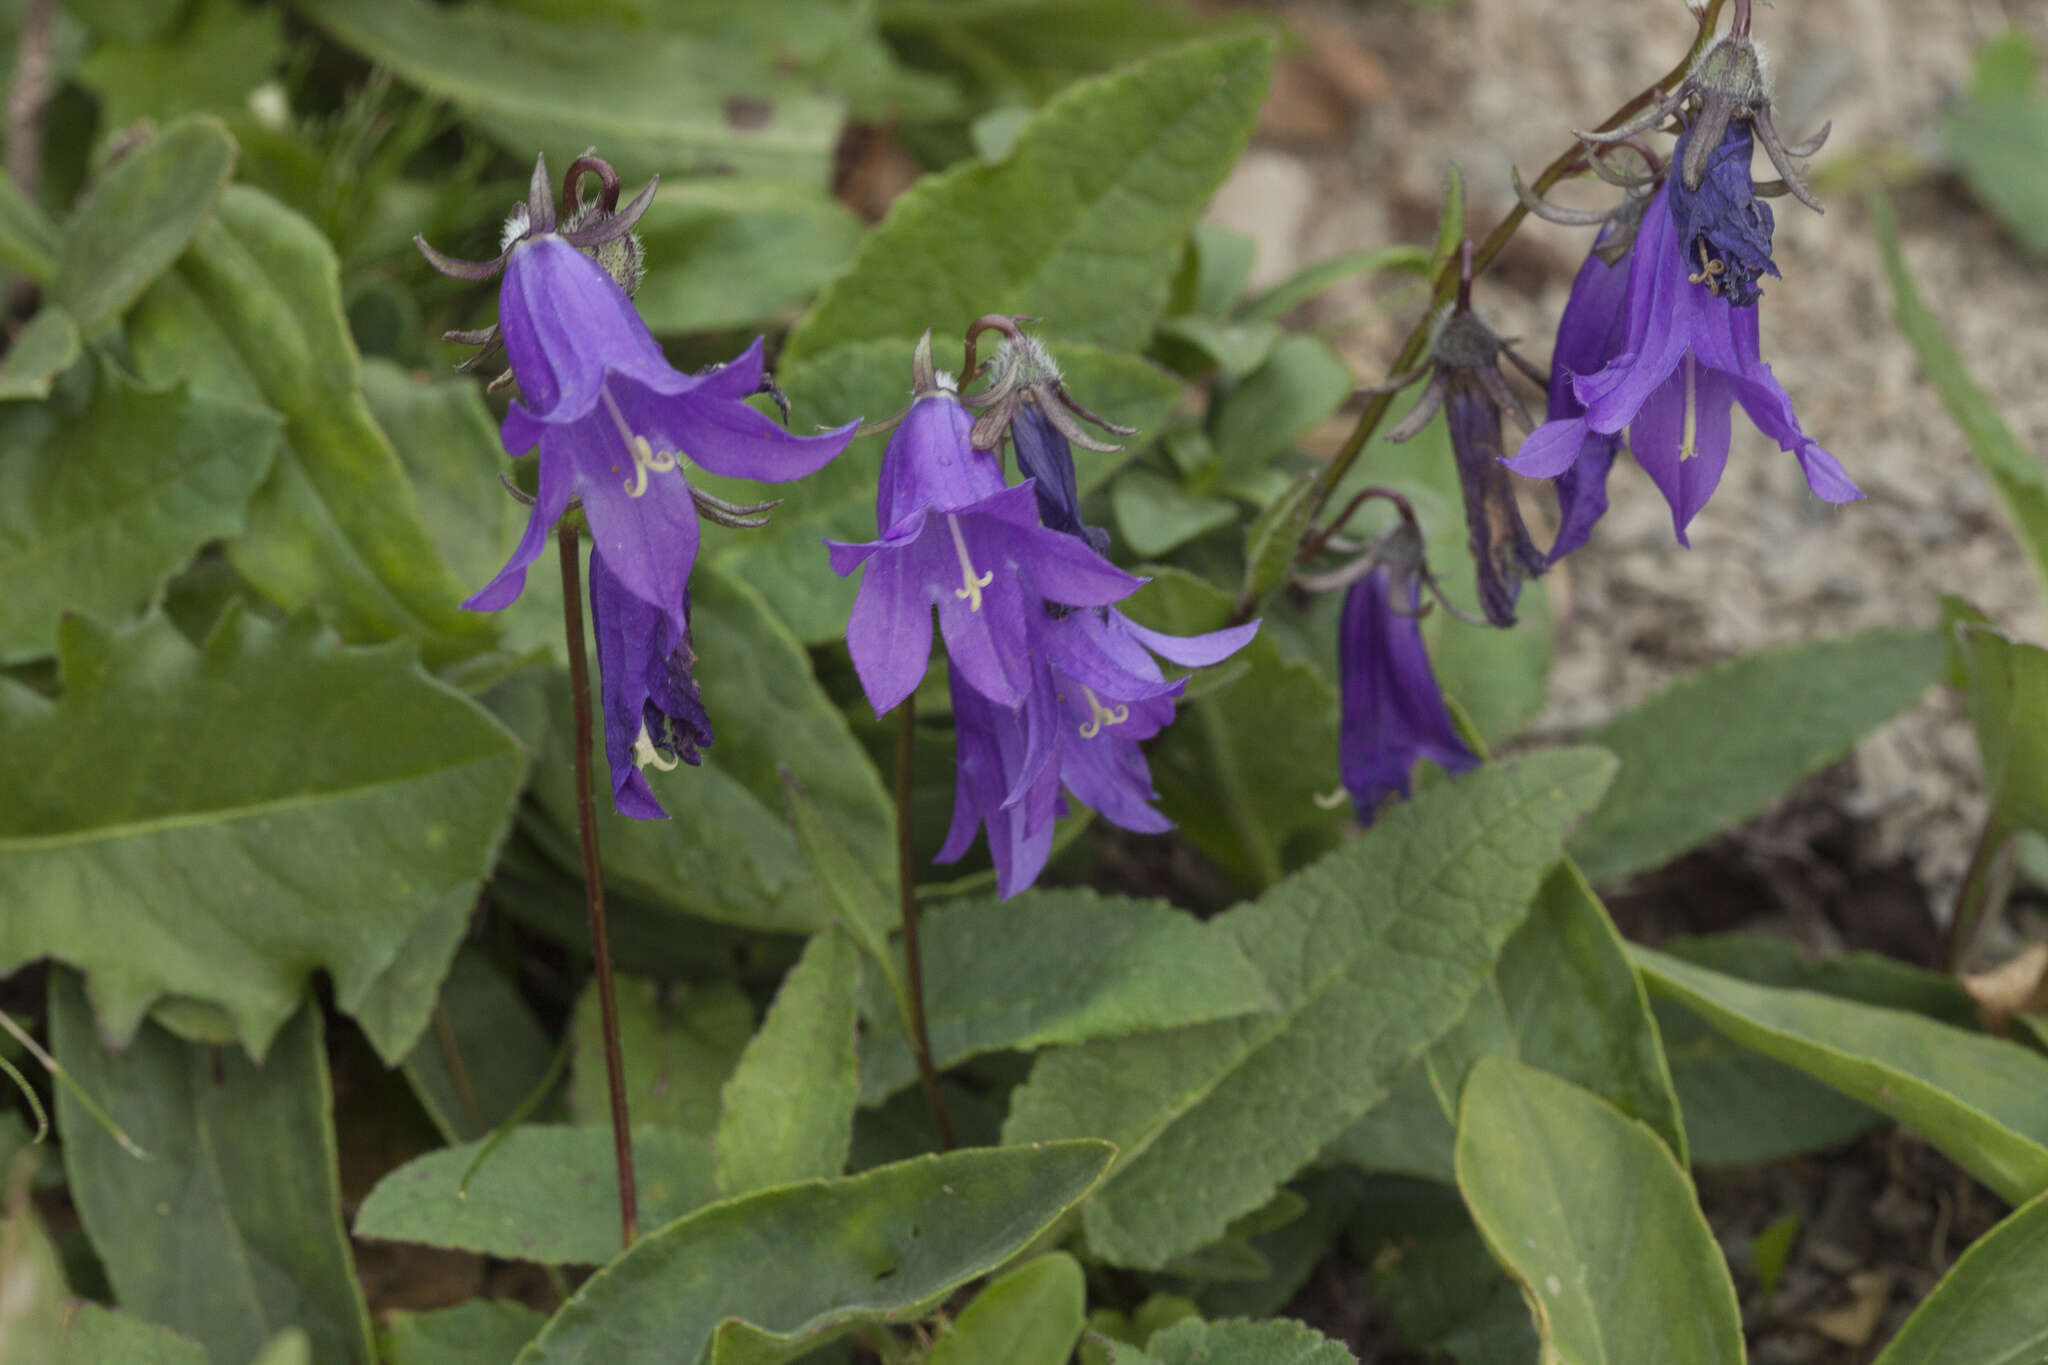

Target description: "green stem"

left=557, top=523, right=639, bottom=1248
left=896, top=697, right=956, bottom=1151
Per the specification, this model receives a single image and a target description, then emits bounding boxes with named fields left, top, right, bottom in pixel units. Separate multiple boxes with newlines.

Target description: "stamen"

left=1076, top=687, right=1130, bottom=739
left=946, top=515, right=993, bottom=612
left=1687, top=239, right=1726, bottom=295
left=1678, top=353, right=1699, bottom=462
left=633, top=723, right=680, bottom=772
left=602, top=388, right=678, bottom=498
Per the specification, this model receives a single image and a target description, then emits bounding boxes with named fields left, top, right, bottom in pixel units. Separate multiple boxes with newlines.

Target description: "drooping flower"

left=1382, top=245, right=1547, bottom=627
left=416, top=153, right=859, bottom=819
left=1540, top=220, right=1636, bottom=563
left=588, top=551, right=713, bottom=820
left=1337, top=551, right=1478, bottom=825
left=1505, top=124, right=1861, bottom=543
left=827, top=369, right=1146, bottom=718
left=937, top=667, right=1063, bottom=900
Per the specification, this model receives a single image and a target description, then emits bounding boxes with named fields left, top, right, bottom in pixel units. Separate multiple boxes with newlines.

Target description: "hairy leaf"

left=0, top=609, right=525, bottom=1060
left=926, top=1253, right=1086, bottom=1365
left=1004, top=748, right=1616, bottom=1267
left=570, top=977, right=754, bottom=1137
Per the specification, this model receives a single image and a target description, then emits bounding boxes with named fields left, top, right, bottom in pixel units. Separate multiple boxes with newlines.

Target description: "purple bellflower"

left=1337, top=542, right=1479, bottom=825
left=588, top=551, right=713, bottom=819
left=1539, top=219, right=1636, bottom=562
left=1506, top=123, right=1860, bottom=543
left=827, top=359, right=1147, bottom=718
left=416, top=154, right=859, bottom=819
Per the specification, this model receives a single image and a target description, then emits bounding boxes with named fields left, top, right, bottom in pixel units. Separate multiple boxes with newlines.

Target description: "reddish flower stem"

left=558, top=523, right=640, bottom=1248
left=896, top=697, right=956, bottom=1150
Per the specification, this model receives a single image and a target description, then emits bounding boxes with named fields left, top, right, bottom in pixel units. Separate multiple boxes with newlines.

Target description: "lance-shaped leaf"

left=1456, top=1057, right=1744, bottom=1365
left=786, top=34, right=1273, bottom=361
left=297, top=0, right=844, bottom=184
left=50, top=975, right=375, bottom=1365
left=127, top=185, right=495, bottom=665
left=1637, top=946, right=2048, bottom=1203
left=1872, top=1187, right=2048, bottom=1364
left=515, top=1141, right=1114, bottom=1365
left=0, top=362, right=279, bottom=662
left=925, top=1252, right=1086, bottom=1365
left=52, top=115, right=235, bottom=334
left=1003, top=748, right=1616, bottom=1268
left=1423, top=861, right=1687, bottom=1160
left=1569, top=628, right=1947, bottom=883
left=858, top=889, right=1273, bottom=1105
left=355, top=1127, right=717, bottom=1266
left=716, top=929, right=862, bottom=1196
left=384, top=1301, right=546, bottom=1365
left=0, top=609, right=526, bottom=1061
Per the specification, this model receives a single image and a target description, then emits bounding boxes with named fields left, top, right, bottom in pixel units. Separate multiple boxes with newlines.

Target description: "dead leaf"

left=1962, top=942, right=2048, bottom=1035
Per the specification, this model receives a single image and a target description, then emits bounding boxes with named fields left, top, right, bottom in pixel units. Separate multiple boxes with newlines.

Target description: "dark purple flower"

left=587, top=551, right=713, bottom=820
left=1012, top=400, right=1111, bottom=556
left=1505, top=171, right=1860, bottom=544
left=827, top=388, right=1146, bottom=717
left=1446, top=378, right=1548, bottom=628
left=1666, top=122, right=1778, bottom=308
left=1541, top=226, right=1634, bottom=563
left=467, top=235, right=859, bottom=638
left=1338, top=564, right=1478, bottom=825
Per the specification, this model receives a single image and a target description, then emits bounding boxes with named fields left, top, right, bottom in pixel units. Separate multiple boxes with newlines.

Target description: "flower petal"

left=1505, top=416, right=1593, bottom=478
left=464, top=445, right=574, bottom=612
left=618, top=379, right=858, bottom=485
left=1117, top=613, right=1259, bottom=669
left=842, top=544, right=936, bottom=717
left=1630, top=362, right=1734, bottom=545
left=498, top=236, right=671, bottom=422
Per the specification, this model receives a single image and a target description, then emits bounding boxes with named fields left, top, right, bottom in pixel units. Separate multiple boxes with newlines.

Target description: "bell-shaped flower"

left=937, top=667, right=1063, bottom=900
left=827, top=384, right=1145, bottom=717
left=1541, top=222, right=1635, bottom=563
left=588, top=551, right=713, bottom=820
left=1338, top=560, right=1478, bottom=825
left=1505, top=123, right=1860, bottom=543
left=465, top=234, right=859, bottom=638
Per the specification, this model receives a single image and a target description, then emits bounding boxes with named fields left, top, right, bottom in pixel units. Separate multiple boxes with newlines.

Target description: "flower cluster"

left=829, top=332, right=1256, bottom=897
left=417, top=154, right=858, bottom=819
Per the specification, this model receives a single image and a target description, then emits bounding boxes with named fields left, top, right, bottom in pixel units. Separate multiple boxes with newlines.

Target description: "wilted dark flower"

left=588, top=552, right=713, bottom=820
left=1337, top=531, right=1478, bottom=825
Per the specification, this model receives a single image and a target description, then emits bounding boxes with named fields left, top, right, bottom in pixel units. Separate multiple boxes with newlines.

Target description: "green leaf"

left=571, top=977, right=754, bottom=1137
left=0, top=174, right=57, bottom=282
left=127, top=185, right=497, bottom=665
left=250, top=1330, right=312, bottom=1365
left=1109, top=469, right=1239, bottom=558
left=1237, top=470, right=1318, bottom=613
left=514, top=1141, right=1114, bottom=1365
left=633, top=180, right=865, bottom=335
left=1568, top=628, right=1946, bottom=884
left=55, top=1305, right=212, bottom=1365
left=75, top=0, right=285, bottom=131
left=0, top=307, right=80, bottom=401
left=1942, top=31, right=2048, bottom=256
left=1124, top=569, right=1347, bottom=887
left=1957, top=623, right=2048, bottom=839
left=384, top=1301, right=547, bottom=1365
left=1354, top=1175, right=1536, bottom=1363
left=1455, top=1057, right=1743, bottom=1365
left=529, top=567, right=896, bottom=931
left=1424, top=862, right=1687, bottom=1160
left=1003, top=748, right=1616, bottom=1268
left=0, top=1172, right=66, bottom=1365
left=0, top=609, right=526, bottom=1061
left=1153, top=315, right=1281, bottom=378
left=926, top=1253, right=1086, bottom=1365
left=297, top=0, right=844, bottom=184
left=1872, top=187, right=2048, bottom=591
left=858, top=888, right=1273, bottom=1105
left=700, top=340, right=1180, bottom=644
left=787, top=34, right=1273, bottom=361
left=1236, top=244, right=1432, bottom=324
left=52, top=115, right=236, bottom=334
left=353, top=1126, right=716, bottom=1265
left=1658, top=999, right=1885, bottom=1168
left=1321, top=1060, right=1456, bottom=1184
left=400, top=947, right=556, bottom=1144
left=1206, top=334, right=1354, bottom=474
left=0, top=362, right=279, bottom=662
left=1637, top=946, right=2048, bottom=1203
left=784, top=773, right=902, bottom=1005
left=716, top=930, right=862, bottom=1196
left=1145, top=1318, right=1357, bottom=1365
left=1170, top=223, right=1258, bottom=319
left=1872, top=1187, right=2048, bottom=1364
left=51, top=976, right=375, bottom=1365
